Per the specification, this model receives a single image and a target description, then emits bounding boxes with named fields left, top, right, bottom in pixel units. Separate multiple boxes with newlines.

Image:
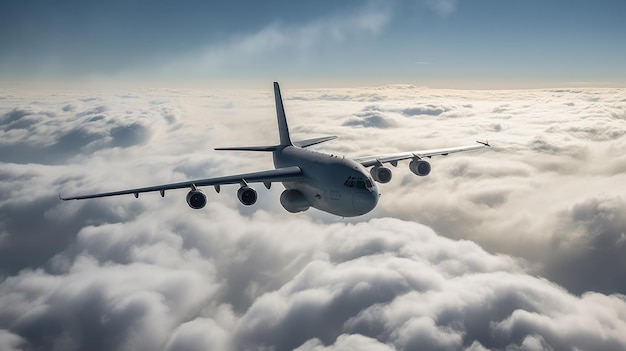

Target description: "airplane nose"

left=352, top=191, right=378, bottom=214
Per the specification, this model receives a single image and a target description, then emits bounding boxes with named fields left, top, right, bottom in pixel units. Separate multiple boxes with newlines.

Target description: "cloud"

left=343, top=105, right=398, bottom=128
left=161, top=2, right=392, bottom=76
left=0, top=96, right=158, bottom=164
left=542, top=195, right=626, bottom=293
left=294, top=334, right=394, bottom=351
left=424, top=0, right=459, bottom=15
left=402, top=105, right=448, bottom=116
left=0, top=330, right=25, bottom=351
left=2, top=214, right=625, bottom=350
left=336, top=86, right=626, bottom=295
left=1, top=85, right=626, bottom=350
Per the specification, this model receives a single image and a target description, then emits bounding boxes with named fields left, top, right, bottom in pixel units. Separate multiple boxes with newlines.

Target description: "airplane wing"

left=60, top=166, right=302, bottom=200
left=354, top=141, right=490, bottom=167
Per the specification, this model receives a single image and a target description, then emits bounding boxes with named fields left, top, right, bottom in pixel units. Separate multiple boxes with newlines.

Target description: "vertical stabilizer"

left=274, top=82, right=293, bottom=146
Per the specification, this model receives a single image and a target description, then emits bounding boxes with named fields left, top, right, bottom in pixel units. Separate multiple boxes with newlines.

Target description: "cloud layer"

left=1, top=85, right=625, bottom=350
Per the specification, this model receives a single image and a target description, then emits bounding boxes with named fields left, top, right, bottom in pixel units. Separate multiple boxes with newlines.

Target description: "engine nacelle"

left=186, top=189, right=207, bottom=209
left=237, top=186, right=257, bottom=206
left=280, top=189, right=311, bottom=213
left=409, top=159, right=431, bottom=176
left=370, top=166, right=392, bottom=183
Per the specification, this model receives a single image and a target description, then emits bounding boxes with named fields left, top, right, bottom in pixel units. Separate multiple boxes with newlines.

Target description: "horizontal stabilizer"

left=293, top=136, right=338, bottom=148
left=214, top=145, right=277, bottom=152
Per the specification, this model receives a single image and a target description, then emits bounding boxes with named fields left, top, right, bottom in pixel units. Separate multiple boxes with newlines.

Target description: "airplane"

left=61, top=82, right=490, bottom=217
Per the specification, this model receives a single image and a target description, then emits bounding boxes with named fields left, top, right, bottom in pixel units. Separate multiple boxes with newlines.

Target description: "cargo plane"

left=61, top=82, right=489, bottom=217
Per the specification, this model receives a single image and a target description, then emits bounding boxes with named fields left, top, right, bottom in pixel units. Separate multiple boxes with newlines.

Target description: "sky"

left=1, top=0, right=625, bottom=88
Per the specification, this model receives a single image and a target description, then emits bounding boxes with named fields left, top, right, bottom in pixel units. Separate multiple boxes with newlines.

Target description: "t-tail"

left=215, top=82, right=336, bottom=153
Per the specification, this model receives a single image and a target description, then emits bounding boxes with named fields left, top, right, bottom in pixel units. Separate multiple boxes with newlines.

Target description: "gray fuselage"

left=273, top=146, right=379, bottom=216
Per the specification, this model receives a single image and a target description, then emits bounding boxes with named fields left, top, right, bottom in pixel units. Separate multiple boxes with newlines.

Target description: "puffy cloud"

left=294, top=334, right=394, bottom=351
left=2, top=213, right=624, bottom=350
left=0, top=329, right=25, bottom=351
left=339, top=87, right=626, bottom=295
left=542, top=196, right=626, bottom=293
left=343, top=105, right=399, bottom=128
left=1, top=85, right=626, bottom=350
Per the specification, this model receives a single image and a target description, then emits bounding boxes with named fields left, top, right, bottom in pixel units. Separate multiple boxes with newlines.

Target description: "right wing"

left=60, top=166, right=302, bottom=200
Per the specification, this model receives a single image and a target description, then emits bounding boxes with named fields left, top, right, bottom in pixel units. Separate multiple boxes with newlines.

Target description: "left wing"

left=354, top=141, right=490, bottom=167
left=60, top=166, right=302, bottom=200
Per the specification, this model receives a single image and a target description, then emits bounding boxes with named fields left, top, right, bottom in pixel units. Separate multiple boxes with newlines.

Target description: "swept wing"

left=61, top=166, right=302, bottom=200
left=354, top=141, right=490, bottom=167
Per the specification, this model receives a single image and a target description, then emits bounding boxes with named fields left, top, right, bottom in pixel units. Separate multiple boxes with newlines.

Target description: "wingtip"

left=59, top=192, right=75, bottom=201
left=476, top=140, right=490, bottom=147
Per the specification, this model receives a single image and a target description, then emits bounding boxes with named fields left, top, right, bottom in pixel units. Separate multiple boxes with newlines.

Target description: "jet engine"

left=237, top=186, right=258, bottom=206
left=186, top=189, right=207, bottom=209
left=409, top=159, right=431, bottom=176
left=370, top=166, right=392, bottom=183
left=280, top=189, right=310, bottom=213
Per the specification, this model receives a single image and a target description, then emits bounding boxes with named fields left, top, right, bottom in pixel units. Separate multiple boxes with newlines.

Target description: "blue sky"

left=1, top=0, right=625, bottom=88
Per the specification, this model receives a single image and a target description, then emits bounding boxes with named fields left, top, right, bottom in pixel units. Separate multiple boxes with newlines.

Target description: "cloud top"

left=1, top=85, right=626, bottom=350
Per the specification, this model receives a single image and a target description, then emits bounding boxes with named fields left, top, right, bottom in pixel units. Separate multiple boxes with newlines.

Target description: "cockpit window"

left=344, top=176, right=374, bottom=189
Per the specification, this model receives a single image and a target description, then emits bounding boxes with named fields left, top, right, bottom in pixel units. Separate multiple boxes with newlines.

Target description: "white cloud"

left=158, top=2, right=392, bottom=77
left=1, top=85, right=626, bottom=350
left=294, top=334, right=394, bottom=351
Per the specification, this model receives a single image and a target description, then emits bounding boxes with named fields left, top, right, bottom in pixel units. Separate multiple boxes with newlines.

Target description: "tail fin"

left=274, top=82, right=293, bottom=147
left=214, top=82, right=293, bottom=153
